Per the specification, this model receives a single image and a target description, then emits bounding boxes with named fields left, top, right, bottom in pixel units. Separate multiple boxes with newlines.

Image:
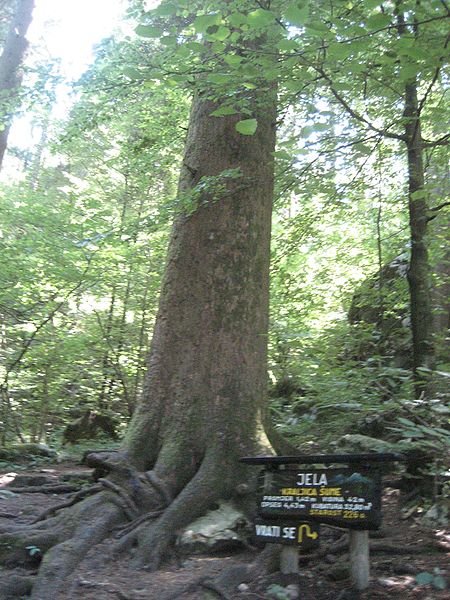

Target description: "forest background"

left=0, top=0, right=448, bottom=479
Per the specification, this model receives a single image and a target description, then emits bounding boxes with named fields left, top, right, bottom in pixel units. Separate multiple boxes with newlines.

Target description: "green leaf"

left=209, top=73, right=233, bottom=85
left=401, top=46, right=430, bottom=60
left=306, top=21, right=329, bottom=36
left=433, top=575, right=448, bottom=590
left=186, top=41, right=205, bottom=53
left=123, top=67, right=141, bottom=80
left=328, top=42, right=353, bottom=59
left=416, top=572, right=434, bottom=585
left=135, top=25, right=163, bottom=38
left=285, top=79, right=305, bottom=93
left=284, top=3, right=309, bottom=26
left=354, top=143, right=373, bottom=155
left=175, top=45, right=191, bottom=57
left=265, top=68, right=279, bottom=81
left=396, top=37, right=415, bottom=51
left=273, top=150, right=292, bottom=160
left=224, top=54, right=243, bottom=66
left=312, top=122, right=329, bottom=132
left=212, top=26, right=230, bottom=41
left=227, top=12, right=246, bottom=27
left=399, top=64, right=419, bottom=81
left=247, top=8, right=275, bottom=27
left=235, top=119, right=258, bottom=135
left=210, top=106, right=238, bottom=117
left=211, top=41, right=226, bottom=53
left=193, top=13, right=221, bottom=33
left=410, top=189, right=427, bottom=200
left=301, top=125, right=314, bottom=137
left=277, top=38, right=299, bottom=52
left=153, top=2, right=177, bottom=16
left=364, top=0, right=382, bottom=7
left=160, top=35, right=177, bottom=47
left=366, top=13, right=392, bottom=29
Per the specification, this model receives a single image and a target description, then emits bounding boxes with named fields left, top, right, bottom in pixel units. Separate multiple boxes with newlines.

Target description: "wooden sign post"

left=349, top=530, right=370, bottom=590
left=241, top=453, right=402, bottom=590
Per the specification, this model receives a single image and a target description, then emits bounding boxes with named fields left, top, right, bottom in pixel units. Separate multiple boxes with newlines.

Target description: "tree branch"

left=312, top=64, right=406, bottom=141
left=423, top=133, right=450, bottom=147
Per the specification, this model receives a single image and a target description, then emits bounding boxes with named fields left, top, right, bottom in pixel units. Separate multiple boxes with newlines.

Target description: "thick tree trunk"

left=0, top=0, right=35, bottom=170
left=122, top=92, right=277, bottom=568
left=125, top=90, right=277, bottom=485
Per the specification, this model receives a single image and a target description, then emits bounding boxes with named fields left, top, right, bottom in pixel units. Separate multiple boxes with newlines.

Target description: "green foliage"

left=416, top=569, right=447, bottom=590
left=25, top=545, right=41, bottom=558
left=0, top=0, right=448, bottom=467
left=266, top=584, right=291, bottom=600
left=235, top=118, right=257, bottom=135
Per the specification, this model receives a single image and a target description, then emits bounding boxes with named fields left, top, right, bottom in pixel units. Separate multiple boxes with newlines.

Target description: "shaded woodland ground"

left=0, top=450, right=448, bottom=600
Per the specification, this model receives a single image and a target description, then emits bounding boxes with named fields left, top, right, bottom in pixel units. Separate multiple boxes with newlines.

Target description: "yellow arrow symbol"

left=298, top=524, right=318, bottom=543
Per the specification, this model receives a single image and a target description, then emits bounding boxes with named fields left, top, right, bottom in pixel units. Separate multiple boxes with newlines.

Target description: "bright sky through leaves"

left=7, top=0, right=126, bottom=157
left=29, top=0, right=126, bottom=79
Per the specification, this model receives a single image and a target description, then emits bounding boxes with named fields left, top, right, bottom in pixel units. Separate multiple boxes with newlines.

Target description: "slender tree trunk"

left=404, top=81, right=435, bottom=396
left=98, top=284, right=117, bottom=410
left=431, top=212, right=450, bottom=362
left=98, top=175, right=131, bottom=409
left=0, top=0, right=35, bottom=170
left=132, top=268, right=152, bottom=409
left=28, top=110, right=50, bottom=190
left=395, top=3, right=435, bottom=396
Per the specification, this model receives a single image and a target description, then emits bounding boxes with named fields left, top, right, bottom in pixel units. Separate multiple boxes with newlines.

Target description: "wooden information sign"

left=241, top=453, right=403, bottom=589
left=260, top=467, right=382, bottom=530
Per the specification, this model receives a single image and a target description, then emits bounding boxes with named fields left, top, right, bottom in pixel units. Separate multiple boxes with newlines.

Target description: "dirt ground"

left=0, top=461, right=448, bottom=600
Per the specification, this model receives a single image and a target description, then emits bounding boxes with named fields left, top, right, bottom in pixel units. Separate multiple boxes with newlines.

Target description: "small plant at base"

left=26, top=545, right=41, bottom=558
left=266, top=584, right=291, bottom=600
left=415, top=568, right=447, bottom=590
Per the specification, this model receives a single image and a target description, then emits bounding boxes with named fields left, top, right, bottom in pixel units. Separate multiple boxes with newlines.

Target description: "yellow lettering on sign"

left=298, top=488, right=317, bottom=496
left=319, top=487, right=342, bottom=496
left=281, top=488, right=317, bottom=496
left=310, top=509, right=342, bottom=516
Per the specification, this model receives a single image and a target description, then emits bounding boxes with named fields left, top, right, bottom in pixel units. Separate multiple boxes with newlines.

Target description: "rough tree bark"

left=396, top=4, right=436, bottom=396
left=0, top=0, right=35, bottom=170
left=0, top=57, right=277, bottom=600
left=404, top=79, right=435, bottom=395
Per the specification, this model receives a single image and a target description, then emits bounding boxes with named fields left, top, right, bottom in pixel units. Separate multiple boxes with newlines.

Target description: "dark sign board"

left=259, top=468, right=382, bottom=530
left=254, top=518, right=320, bottom=549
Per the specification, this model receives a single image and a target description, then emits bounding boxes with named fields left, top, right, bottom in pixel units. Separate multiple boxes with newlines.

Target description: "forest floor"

left=0, top=459, right=448, bottom=600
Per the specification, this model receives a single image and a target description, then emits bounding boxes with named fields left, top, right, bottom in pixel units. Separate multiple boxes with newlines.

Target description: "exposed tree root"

left=0, top=573, right=35, bottom=599
left=134, top=455, right=229, bottom=570
left=0, top=449, right=259, bottom=598
left=31, top=484, right=103, bottom=523
left=144, top=470, right=173, bottom=506
left=7, top=484, right=81, bottom=494
left=73, top=577, right=136, bottom=600
left=30, top=493, right=125, bottom=599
